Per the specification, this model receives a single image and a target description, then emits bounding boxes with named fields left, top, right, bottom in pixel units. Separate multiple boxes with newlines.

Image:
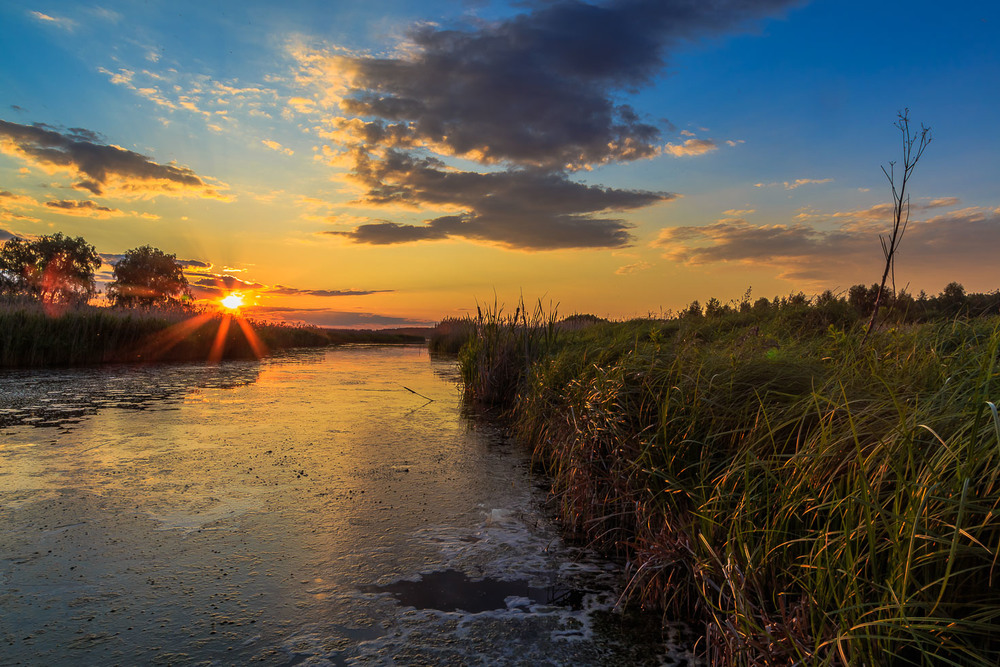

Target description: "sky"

left=1, top=0, right=998, bottom=327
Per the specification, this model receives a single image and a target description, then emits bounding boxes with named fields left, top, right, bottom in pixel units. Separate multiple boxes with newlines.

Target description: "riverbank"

left=458, top=301, right=1000, bottom=665
left=0, top=302, right=424, bottom=367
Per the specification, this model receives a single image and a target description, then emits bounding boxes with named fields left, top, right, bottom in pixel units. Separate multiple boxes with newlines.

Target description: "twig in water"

left=400, top=385, right=434, bottom=402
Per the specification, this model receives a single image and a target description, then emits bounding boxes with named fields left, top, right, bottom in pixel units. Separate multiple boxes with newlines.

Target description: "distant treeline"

left=0, top=300, right=424, bottom=368
left=428, top=282, right=1000, bottom=355
left=683, top=281, right=999, bottom=322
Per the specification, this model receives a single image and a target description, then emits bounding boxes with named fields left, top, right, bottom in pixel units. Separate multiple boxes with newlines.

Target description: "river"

left=0, top=345, right=695, bottom=665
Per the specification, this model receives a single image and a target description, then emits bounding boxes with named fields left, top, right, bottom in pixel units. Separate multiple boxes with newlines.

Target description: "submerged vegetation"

left=458, top=287, right=1000, bottom=665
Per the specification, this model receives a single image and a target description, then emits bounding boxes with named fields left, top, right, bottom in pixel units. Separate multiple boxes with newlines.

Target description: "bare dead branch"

left=862, top=109, right=931, bottom=345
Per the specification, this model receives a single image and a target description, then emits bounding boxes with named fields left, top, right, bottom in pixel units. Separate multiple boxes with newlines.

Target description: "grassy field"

left=458, top=295, right=1000, bottom=665
left=0, top=301, right=424, bottom=367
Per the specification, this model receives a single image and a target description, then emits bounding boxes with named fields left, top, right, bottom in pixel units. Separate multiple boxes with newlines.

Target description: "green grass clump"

left=461, top=304, right=1000, bottom=665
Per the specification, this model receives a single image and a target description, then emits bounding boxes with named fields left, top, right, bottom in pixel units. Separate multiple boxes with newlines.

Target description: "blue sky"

left=1, top=0, right=998, bottom=326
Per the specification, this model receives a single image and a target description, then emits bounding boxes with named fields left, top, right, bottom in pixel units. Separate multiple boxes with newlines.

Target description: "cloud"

left=292, top=0, right=795, bottom=250
left=177, top=258, right=212, bottom=269
left=616, top=260, right=653, bottom=275
left=269, top=285, right=394, bottom=297
left=653, top=206, right=1000, bottom=285
left=287, top=97, right=318, bottom=114
left=754, top=178, right=834, bottom=190
left=89, top=7, right=122, bottom=23
left=98, top=68, right=280, bottom=131
left=0, top=189, right=41, bottom=223
left=100, top=254, right=210, bottom=271
left=794, top=197, right=960, bottom=225
left=187, top=271, right=392, bottom=300
left=0, top=210, right=40, bottom=223
left=190, top=274, right=265, bottom=297
left=45, top=199, right=122, bottom=218
left=0, top=190, right=35, bottom=205
left=323, top=150, right=672, bottom=249
left=0, top=120, right=227, bottom=199
left=302, top=0, right=794, bottom=170
left=29, top=11, right=76, bottom=30
left=0, top=227, right=19, bottom=241
left=261, top=139, right=294, bottom=155
left=250, top=306, right=431, bottom=328
left=723, top=208, right=755, bottom=217
left=664, top=138, right=718, bottom=157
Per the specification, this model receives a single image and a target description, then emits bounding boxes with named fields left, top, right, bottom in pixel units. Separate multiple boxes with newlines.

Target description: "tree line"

left=0, top=232, right=190, bottom=307
left=684, top=282, right=1000, bottom=323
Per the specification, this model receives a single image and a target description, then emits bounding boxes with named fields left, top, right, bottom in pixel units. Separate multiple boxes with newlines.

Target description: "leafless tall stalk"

left=863, top=109, right=931, bottom=344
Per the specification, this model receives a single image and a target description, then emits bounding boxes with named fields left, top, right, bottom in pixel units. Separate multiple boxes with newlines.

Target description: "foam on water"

left=326, top=505, right=700, bottom=666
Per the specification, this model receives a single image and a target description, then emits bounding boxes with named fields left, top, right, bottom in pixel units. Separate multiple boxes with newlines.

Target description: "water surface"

left=0, top=346, right=695, bottom=665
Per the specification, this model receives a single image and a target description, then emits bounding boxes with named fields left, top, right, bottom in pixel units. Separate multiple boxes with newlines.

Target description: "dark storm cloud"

left=0, top=119, right=225, bottom=198
left=328, top=212, right=636, bottom=249
left=328, top=150, right=672, bottom=249
left=314, top=0, right=794, bottom=250
left=339, top=0, right=797, bottom=169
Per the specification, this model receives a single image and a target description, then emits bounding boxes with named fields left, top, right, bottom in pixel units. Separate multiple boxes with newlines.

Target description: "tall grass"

left=462, top=304, right=1000, bottom=664
left=428, top=316, right=476, bottom=354
left=459, top=297, right=559, bottom=408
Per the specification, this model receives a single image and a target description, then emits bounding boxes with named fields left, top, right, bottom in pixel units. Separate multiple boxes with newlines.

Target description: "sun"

left=220, top=292, right=245, bottom=311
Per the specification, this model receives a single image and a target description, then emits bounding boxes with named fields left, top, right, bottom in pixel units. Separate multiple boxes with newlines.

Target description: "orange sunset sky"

left=1, top=0, right=998, bottom=327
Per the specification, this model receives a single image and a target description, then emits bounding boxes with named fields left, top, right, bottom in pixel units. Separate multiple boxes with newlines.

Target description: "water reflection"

left=0, top=346, right=695, bottom=665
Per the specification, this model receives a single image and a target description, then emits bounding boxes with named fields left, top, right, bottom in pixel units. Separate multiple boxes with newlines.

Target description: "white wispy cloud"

left=754, top=178, right=834, bottom=190
left=664, top=138, right=718, bottom=157
left=29, top=10, right=76, bottom=30
left=615, top=261, right=653, bottom=275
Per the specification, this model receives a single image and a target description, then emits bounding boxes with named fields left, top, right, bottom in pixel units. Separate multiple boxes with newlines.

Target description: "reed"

left=459, top=297, right=560, bottom=408
left=428, top=316, right=476, bottom=354
left=462, top=302, right=1000, bottom=665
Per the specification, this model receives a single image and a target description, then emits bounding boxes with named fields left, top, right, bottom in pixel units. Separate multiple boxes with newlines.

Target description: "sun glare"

left=221, top=293, right=245, bottom=310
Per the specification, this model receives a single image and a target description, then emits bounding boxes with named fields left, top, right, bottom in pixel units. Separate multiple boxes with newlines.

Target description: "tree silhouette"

left=107, top=245, right=190, bottom=307
left=0, top=232, right=101, bottom=304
